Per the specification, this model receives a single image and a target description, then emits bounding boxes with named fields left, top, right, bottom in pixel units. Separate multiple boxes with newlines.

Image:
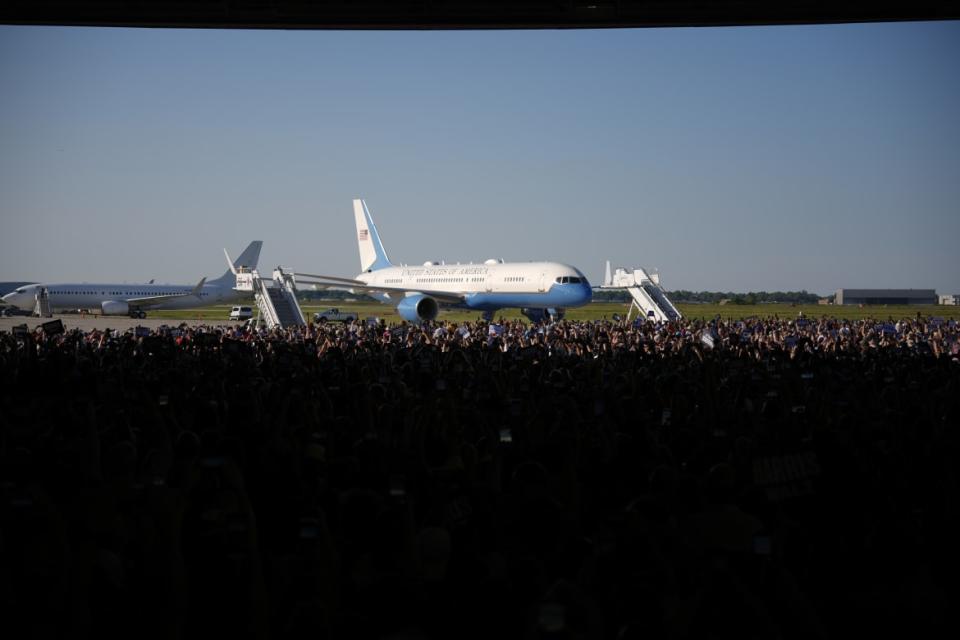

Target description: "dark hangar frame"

left=1, top=1, right=958, bottom=29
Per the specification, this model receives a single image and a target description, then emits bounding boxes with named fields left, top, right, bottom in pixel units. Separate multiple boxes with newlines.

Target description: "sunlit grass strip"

left=145, top=301, right=960, bottom=323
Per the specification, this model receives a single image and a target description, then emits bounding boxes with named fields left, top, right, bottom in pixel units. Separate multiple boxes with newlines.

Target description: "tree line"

left=302, top=288, right=825, bottom=306
left=592, top=289, right=823, bottom=304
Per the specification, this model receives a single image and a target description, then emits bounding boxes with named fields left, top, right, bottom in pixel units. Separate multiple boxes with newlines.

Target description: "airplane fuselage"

left=2, top=240, right=262, bottom=317
left=2, top=282, right=244, bottom=313
left=358, top=260, right=592, bottom=311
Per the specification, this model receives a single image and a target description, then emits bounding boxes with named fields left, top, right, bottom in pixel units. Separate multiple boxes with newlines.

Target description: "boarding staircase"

left=235, top=266, right=306, bottom=329
left=33, top=287, right=52, bottom=318
left=639, top=279, right=682, bottom=322
left=600, top=263, right=682, bottom=323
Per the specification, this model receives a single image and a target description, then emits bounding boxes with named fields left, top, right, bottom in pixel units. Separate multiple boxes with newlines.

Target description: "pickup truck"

left=313, top=308, right=358, bottom=323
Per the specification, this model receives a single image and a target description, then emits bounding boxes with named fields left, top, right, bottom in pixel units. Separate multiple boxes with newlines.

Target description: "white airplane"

left=298, top=199, right=592, bottom=323
left=2, top=241, right=262, bottom=318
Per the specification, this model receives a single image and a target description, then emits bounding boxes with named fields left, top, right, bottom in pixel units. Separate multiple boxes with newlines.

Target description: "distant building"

left=835, top=289, right=937, bottom=305
left=818, top=298, right=832, bottom=305
left=939, top=294, right=959, bottom=306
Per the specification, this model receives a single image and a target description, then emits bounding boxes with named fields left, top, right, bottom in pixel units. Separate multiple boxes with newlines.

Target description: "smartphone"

left=660, top=409, right=672, bottom=427
left=753, top=535, right=772, bottom=556
left=201, top=456, right=226, bottom=468
left=299, top=518, right=321, bottom=540
left=538, top=603, right=566, bottom=633
left=385, top=475, right=405, bottom=499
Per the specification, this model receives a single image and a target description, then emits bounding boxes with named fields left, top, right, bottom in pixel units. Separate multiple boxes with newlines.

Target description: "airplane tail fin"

left=215, top=241, right=263, bottom=283
left=354, top=199, right=393, bottom=272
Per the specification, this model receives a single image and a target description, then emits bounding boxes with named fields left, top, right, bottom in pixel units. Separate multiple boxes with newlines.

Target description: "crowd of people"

left=2, top=313, right=958, bottom=639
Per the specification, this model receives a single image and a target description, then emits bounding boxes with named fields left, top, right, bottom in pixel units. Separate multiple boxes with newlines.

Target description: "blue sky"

left=1, top=22, right=958, bottom=294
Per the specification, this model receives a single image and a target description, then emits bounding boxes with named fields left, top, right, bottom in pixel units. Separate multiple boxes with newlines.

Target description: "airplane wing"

left=296, top=273, right=465, bottom=305
left=126, top=277, right=207, bottom=307
left=295, top=272, right=369, bottom=286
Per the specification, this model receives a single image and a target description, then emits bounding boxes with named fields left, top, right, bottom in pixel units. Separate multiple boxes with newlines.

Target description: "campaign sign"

left=752, top=451, right=821, bottom=502
left=41, top=319, right=65, bottom=335
left=701, top=332, right=715, bottom=350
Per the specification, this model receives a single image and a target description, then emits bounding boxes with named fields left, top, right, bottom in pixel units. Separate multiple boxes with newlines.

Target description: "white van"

left=313, top=308, right=358, bottom=323
left=229, top=306, right=253, bottom=321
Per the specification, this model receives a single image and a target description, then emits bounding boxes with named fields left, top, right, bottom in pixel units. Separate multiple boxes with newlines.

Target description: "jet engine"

left=397, top=294, right=439, bottom=323
left=101, top=300, right=130, bottom=316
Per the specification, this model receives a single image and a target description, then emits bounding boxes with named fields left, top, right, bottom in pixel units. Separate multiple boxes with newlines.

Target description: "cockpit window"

left=555, top=276, right=582, bottom=284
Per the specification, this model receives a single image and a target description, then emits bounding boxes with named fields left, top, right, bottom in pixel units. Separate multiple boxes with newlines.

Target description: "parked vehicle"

left=229, top=306, right=253, bottom=321
left=1, top=305, right=31, bottom=317
left=313, top=308, right=357, bottom=323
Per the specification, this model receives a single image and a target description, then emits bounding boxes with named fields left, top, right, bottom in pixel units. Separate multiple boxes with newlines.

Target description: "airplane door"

left=538, top=272, right=546, bottom=292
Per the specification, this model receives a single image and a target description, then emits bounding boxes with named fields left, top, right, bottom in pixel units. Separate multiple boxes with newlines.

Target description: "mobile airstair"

left=600, top=262, right=682, bottom=323
left=235, top=266, right=306, bottom=329
left=33, top=287, right=52, bottom=318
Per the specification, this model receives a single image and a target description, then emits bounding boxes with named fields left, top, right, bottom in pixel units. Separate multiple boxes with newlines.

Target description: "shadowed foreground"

left=2, top=316, right=958, bottom=639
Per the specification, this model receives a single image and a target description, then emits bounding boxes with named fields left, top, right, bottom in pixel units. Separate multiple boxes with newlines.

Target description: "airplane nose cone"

left=3, top=291, right=28, bottom=309
left=553, top=281, right=592, bottom=306
left=582, top=281, right=593, bottom=301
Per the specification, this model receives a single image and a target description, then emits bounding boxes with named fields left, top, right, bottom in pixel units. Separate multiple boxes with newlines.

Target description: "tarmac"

left=0, top=314, right=240, bottom=333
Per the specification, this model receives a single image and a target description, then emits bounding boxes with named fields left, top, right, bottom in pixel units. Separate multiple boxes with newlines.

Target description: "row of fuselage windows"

left=49, top=290, right=196, bottom=296
left=389, top=276, right=579, bottom=286
left=415, top=277, right=471, bottom=284
left=412, top=276, right=534, bottom=285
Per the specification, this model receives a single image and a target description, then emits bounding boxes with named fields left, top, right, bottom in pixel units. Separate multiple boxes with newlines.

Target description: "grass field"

left=147, top=300, right=960, bottom=324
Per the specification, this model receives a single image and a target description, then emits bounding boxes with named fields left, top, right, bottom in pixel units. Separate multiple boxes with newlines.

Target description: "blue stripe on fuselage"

left=461, top=282, right=592, bottom=311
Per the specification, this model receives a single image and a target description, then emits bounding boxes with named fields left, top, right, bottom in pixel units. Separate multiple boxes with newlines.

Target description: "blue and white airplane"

left=299, top=199, right=592, bottom=323
left=2, top=241, right=262, bottom=318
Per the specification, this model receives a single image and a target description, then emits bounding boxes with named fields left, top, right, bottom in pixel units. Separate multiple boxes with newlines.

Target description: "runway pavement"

left=0, top=314, right=242, bottom=333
